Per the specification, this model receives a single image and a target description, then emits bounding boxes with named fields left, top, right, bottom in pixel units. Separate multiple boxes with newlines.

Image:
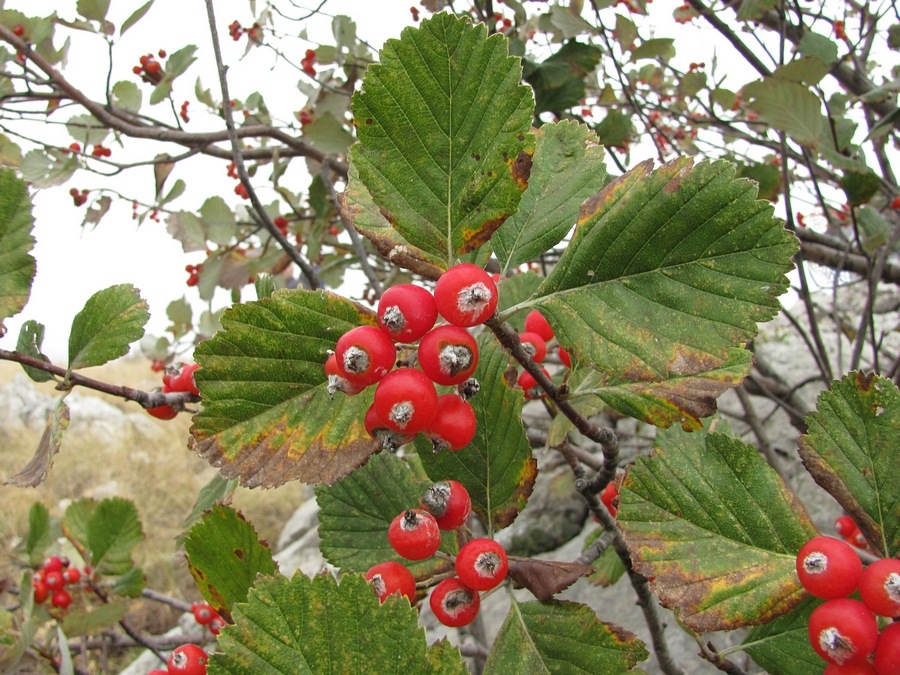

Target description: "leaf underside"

left=0, top=169, right=36, bottom=331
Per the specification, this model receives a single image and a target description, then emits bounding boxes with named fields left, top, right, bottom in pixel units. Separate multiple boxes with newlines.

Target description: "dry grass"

left=0, top=357, right=307, bottom=628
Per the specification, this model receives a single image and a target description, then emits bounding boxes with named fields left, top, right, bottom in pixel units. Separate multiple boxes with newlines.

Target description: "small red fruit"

left=387, top=508, right=442, bottom=561
left=874, top=620, right=900, bottom=674
left=429, top=577, right=480, bottom=627
left=518, top=331, right=547, bottom=363
left=835, top=516, right=857, bottom=538
left=33, top=578, right=49, bottom=604
left=418, top=325, right=479, bottom=386
left=51, top=589, right=72, bottom=609
left=191, top=602, right=217, bottom=625
left=434, top=264, right=498, bottom=327
left=858, top=558, right=900, bottom=617
left=373, top=368, right=438, bottom=434
left=147, top=403, right=178, bottom=420
left=334, top=325, right=397, bottom=387
left=558, top=346, right=572, bottom=368
left=424, top=394, right=476, bottom=451
left=163, top=362, right=201, bottom=395
left=325, top=353, right=365, bottom=397
left=364, top=403, right=415, bottom=450
left=455, top=538, right=508, bottom=591
left=796, top=536, right=862, bottom=599
left=421, top=480, right=472, bottom=530
left=12, top=24, right=25, bottom=37
left=44, top=571, right=64, bottom=590
left=377, top=284, right=438, bottom=343
left=891, top=195, right=900, bottom=210
left=63, top=567, right=81, bottom=585
left=167, top=643, right=208, bottom=674
left=823, top=662, right=877, bottom=674
left=365, top=561, right=417, bottom=602
left=808, top=598, right=878, bottom=666
left=524, top=310, right=554, bottom=342
left=600, top=481, right=619, bottom=517
left=517, top=367, right=550, bottom=400
left=43, top=556, right=65, bottom=573
left=208, top=614, right=227, bottom=635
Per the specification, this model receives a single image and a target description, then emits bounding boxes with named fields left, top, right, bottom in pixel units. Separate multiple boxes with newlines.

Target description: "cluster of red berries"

left=327, top=264, right=500, bottom=452
left=91, top=144, right=112, bottom=158
left=516, top=309, right=572, bottom=399
left=69, top=187, right=89, bottom=207
left=836, top=515, right=872, bottom=552
left=185, top=263, right=203, bottom=287
left=31, top=555, right=90, bottom=611
left=228, top=20, right=261, bottom=43
left=234, top=182, right=249, bottom=199
left=180, top=100, right=190, bottom=124
left=61, top=142, right=81, bottom=155
left=795, top=535, right=899, bottom=671
left=133, top=52, right=165, bottom=84
left=273, top=215, right=289, bottom=236
left=365, top=480, right=509, bottom=627
left=146, top=362, right=200, bottom=420
left=191, top=601, right=227, bottom=635
left=146, top=643, right=208, bottom=675
left=301, top=48, right=317, bottom=77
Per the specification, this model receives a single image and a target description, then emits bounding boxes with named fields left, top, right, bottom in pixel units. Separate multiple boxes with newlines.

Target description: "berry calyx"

left=364, top=403, right=415, bottom=450
left=796, top=536, right=862, bottom=599
left=524, top=310, right=554, bottom=342
left=808, top=598, right=878, bottom=666
left=167, top=643, right=208, bottom=674
left=325, top=353, right=365, bottom=397
left=373, top=368, right=438, bottom=434
left=424, top=394, right=476, bottom=451
left=421, top=480, right=472, bottom=530
left=387, top=508, right=442, bottom=561
left=417, top=326, right=479, bottom=386
left=377, top=284, right=438, bottom=343
left=434, top=264, right=498, bottom=327
left=364, top=561, right=417, bottom=603
left=858, top=557, right=900, bottom=617
left=455, top=538, right=508, bottom=591
left=334, top=325, right=397, bottom=387
left=429, top=577, right=480, bottom=627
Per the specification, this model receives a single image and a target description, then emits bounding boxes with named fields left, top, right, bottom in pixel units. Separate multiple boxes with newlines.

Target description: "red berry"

left=417, top=325, right=479, bottom=386
left=377, top=284, right=438, bottom=343
left=33, top=578, right=49, bottom=604
left=144, top=59, right=160, bottom=74
left=434, top=264, right=498, bottom=327
left=796, top=536, right=863, bottom=599
left=364, top=403, right=415, bottom=450
left=429, top=577, right=480, bottom=627
left=334, top=325, right=397, bottom=387
left=147, top=403, right=178, bottom=420
left=517, top=367, right=549, bottom=400
left=51, top=589, right=72, bottom=609
left=835, top=516, right=858, bottom=538
left=208, top=614, right=227, bottom=635
left=387, top=508, right=442, bottom=561
left=824, top=662, right=877, bottom=674
left=424, top=394, right=476, bottom=451
left=558, top=346, right=572, bottom=368
left=44, top=571, right=64, bottom=590
left=808, top=598, right=878, bottom=666
left=325, top=353, right=365, bottom=397
left=305, top=48, right=317, bottom=60
left=273, top=215, right=289, bottom=233
left=167, top=644, right=208, bottom=674
left=373, top=368, right=438, bottom=434
left=43, top=556, right=65, bottom=573
left=365, top=561, right=417, bottom=603
left=858, top=558, right=900, bottom=617
left=163, top=362, right=201, bottom=395
left=68, top=142, right=81, bottom=153
left=158, top=49, right=167, bottom=58
left=874, top=620, right=900, bottom=674
left=524, top=310, right=554, bottom=342
left=600, top=481, right=619, bottom=517
left=455, top=538, right=508, bottom=591
left=191, top=602, right=217, bottom=625
left=891, top=195, right=900, bottom=210
left=63, top=568, right=81, bottom=585
left=234, top=183, right=249, bottom=199
left=12, top=24, right=25, bottom=36
left=421, top=480, right=472, bottom=530
left=518, top=332, right=547, bottom=363
left=147, top=671, right=169, bottom=675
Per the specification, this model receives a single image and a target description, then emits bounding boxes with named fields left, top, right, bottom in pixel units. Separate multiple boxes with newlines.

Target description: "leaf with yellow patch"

left=618, top=431, right=817, bottom=632
left=189, top=289, right=381, bottom=487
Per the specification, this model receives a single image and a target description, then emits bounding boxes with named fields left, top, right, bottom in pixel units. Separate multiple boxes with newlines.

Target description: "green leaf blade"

left=87, top=497, right=143, bottom=576
left=188, top=289, right=382, bottom=487
left=350, top=13, right=534, bottom=265
left=798, top=372, right=900, bottom=557
left=184, top=505, right=278, bottom=617
left=0, top=169, right=35, bottom=331
left=741, top=596, right=823, bottom=675
left=67, top=284, right=149, bottom=370
left=618, top=432, right=818, bottom=632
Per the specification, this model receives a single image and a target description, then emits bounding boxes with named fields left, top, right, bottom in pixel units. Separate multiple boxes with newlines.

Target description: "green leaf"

left=179, top=474, right=238, bottom=545
left=512, top=158, right=795, bottom=421
left=350, top=13, right=534, bottom=266
left=111, top=566, right=145, bottom=597
left=303, top=112, right=354, bottom=155
left=76, top=0, right=110, bottom=22
left=840, top=169, right=881, bottom=206
left=630, top=38, right=675, bottom=62
left=62, top=498, right=95, bottom=559
left=160, top=178, right=185, bottom=206
left=68, top=284, right=149, bottom=370
left=741, top=596, right=823, bottom=675
left=164, top=44, right=197, bottom=78
left=415, top=334, right=537, bottom=531
left=166, top=297, right=192, bottom=338
left=615, top=14, right=637, bottom=51
left=735, top=0, right=777, bottom=20
left=0, top=170, right=35, bottom=331
left=121, top=0, right=154, bottom=34
left=524, top=41, right=603, bottom=115
left=66, top=113, right=109, bottom=146
left=209, top=574, right=467, bottom=674
left=798, top=371, right=900, bottom=557
left=798, top=32, right=838, bottom=65
left=189, top=289, right=382, bottom=487
left=483, top=599, right=648, bottom=674
left=593, top=109, right=634, bottom=148
left=497, top=271, right=543, bottom=327
left=61, top=602, right=128, bottom=637
left=24, top=503, right=52, bottom=566
left=493, top=121, right=607, bottom=272
left=16, top=321, right=53, bottom=383
left=316, top=452, right=457, bottom=577
left=0, top=133, right=23, bottom=168
left=618, top=432, right=818, bottom=632
left=585, top=539, right=626, bottom=587
left=744, top=78, right=826, bottom=148
left=87, top=497, right=143, bottom=575
left=737, top=160, right=782, bottom=202
left=198, top=196, right=237, bottom=245
left=856, top=206, right=891, bottom=254
left=772, top=57, right=830, bottom=85
left=111, top=80, right=142, bottom=113
left=185, top=505, right=278, bottom=618
left=4, top=397, right=69, bottom=488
